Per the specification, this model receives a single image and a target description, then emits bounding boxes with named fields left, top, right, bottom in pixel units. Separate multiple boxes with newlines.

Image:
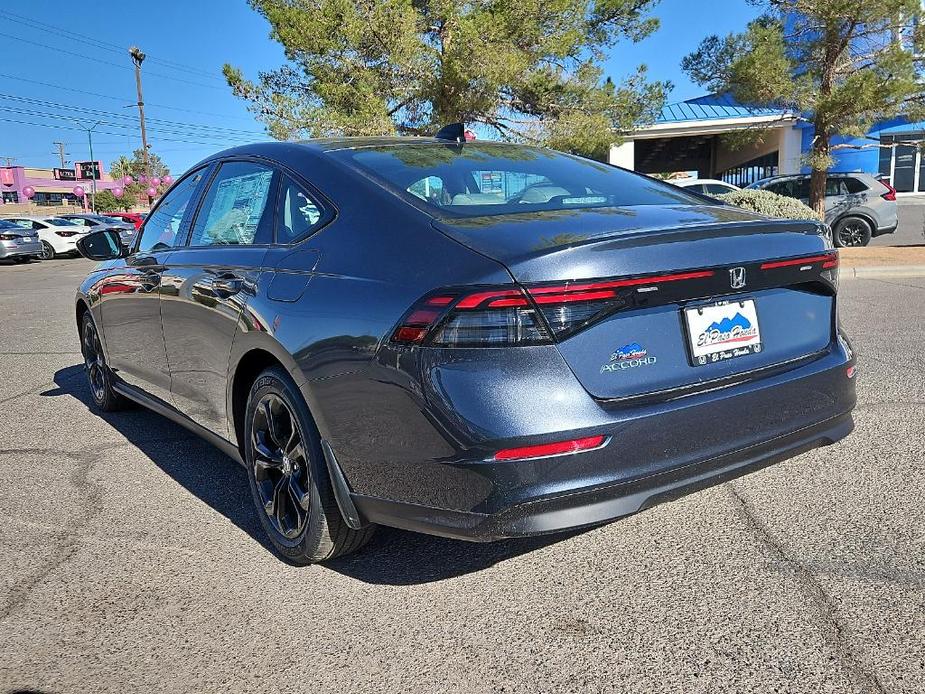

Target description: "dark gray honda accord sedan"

left=75, top=128, right=857, bottom=563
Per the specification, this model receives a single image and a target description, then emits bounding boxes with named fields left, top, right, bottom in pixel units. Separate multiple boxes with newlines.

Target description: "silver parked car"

left=0, top=219, right=42, bottom=262
left=747, top=173, right=898, bottom=247
left=55, top=214, right=137, bottom=249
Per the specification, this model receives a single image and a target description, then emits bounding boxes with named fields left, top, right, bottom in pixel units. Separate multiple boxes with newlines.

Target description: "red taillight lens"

left=879, top=180, right=896, bottom=201
left=391, top=270, right=717, bottom=347
left=527, top=270, right=713, bottom=338
left=55, top=231, right=79, bottom=237
left=0, top=234, right=20, bottom=241
left=391, top=287, right=551, bottom=347
left=760, top=252, right=838, bottom=270
left=493, top=435, right=606, bottom=461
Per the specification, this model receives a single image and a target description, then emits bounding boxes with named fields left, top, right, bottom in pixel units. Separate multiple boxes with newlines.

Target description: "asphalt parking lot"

left=0, top=257, right=923, bottom=694
left=872, top=197, right=925, bottom=247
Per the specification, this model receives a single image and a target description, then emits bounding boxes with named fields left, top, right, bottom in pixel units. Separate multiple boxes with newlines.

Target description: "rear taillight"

left=391, top=269, right=715, bottom=348
left=879, top=180, right=897, bottom=201
left=0, top=234, right=19, bottom=241
left=759, top=252, right=838, bottom=270
left=55, top=231, right=79, bottom=237
left=391, top=288, right=551, bottom=347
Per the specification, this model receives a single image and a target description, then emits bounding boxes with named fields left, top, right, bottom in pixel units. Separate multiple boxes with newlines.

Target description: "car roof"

left=755, top=172, right=870, bottom=183
left=676, top=178, right=735, bottom=186
left=190, top=137, right=542, bottom=170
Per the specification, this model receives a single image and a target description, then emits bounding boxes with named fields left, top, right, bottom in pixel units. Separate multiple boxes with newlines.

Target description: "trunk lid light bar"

left=390, top=254, right=836, bottom=347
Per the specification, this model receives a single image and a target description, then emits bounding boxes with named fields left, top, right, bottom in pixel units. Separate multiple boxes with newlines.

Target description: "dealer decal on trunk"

left=601, top=342, right=657, bottom=374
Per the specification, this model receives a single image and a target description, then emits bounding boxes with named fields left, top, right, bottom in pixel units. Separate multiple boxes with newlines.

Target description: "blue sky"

left=0, top=0, right=760, bottom=174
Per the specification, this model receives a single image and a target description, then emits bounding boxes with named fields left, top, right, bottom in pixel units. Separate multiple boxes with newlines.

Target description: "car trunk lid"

left=432, top=205, right=837, bottom=400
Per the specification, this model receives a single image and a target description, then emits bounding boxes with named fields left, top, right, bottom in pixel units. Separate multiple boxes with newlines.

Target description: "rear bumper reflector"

left=493, top=435, right=607, bottom=461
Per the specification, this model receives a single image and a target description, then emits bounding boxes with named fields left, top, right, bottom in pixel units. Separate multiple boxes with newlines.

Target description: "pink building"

left=0, top=163, right=122, bottom=207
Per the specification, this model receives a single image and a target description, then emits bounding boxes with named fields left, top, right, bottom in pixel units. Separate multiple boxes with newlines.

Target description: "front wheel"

left=833, top=216, right=872, bottom=247
left=243, top=366, right=375, bottom=564
left=39, top=241, right=55, bottom=260
left=80, top=312, right=126, bottom=412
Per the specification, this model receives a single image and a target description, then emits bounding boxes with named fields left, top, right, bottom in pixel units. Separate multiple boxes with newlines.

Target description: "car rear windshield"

left=331, top=143, right=703, bottom=218
left=45, top=217, right=79, bottom=226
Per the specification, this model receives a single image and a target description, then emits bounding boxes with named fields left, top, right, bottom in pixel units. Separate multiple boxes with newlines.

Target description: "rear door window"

left=825, top=178, right=848, bottom=196
left=188, top=161, right=277, bottom=247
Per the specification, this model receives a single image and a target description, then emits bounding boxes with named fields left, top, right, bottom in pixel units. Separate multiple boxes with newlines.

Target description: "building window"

left=719, top=151, right=779, bottom=187
left=880, top=132, right=925, bottom=193
left=1, top=191, right=19, bottom=204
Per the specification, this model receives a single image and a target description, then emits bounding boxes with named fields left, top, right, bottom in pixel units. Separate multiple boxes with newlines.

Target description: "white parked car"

left=2, top=215, right=90, bottom=260
left=673, top=178, right=741, bottom=196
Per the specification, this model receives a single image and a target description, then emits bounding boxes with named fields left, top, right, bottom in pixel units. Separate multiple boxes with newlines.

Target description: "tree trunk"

left=809, top=131, right=829, bottom=216
left=809, top=167, right=827, bottom=216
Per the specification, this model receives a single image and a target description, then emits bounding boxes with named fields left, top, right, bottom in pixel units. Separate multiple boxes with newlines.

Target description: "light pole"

left=75, top=120, right=102, bottom=213
left=129, top=45, right=152, bottom=201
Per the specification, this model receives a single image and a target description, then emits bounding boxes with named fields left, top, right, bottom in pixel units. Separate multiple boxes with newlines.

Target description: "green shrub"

left=716, top=189, right=822, bottom=221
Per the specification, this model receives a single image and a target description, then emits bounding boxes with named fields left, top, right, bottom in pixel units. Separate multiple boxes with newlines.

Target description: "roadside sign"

left=75, top=161, right=101, bottom=180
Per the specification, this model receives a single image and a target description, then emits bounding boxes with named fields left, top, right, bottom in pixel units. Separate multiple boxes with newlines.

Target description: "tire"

left=243, top=366, right=375, bottom=564
left=833, top=216, right=872, bottom=247
left=80, top=312, right=127, bottom=412
left=39, top=241, right=56, bottom=260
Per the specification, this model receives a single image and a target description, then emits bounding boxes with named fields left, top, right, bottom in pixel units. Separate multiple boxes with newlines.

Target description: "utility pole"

left=75, top=121, right=102, bottom=213
left=53, top=142, right=68, bottom=168
left=129, top=46, right=151, bottom=193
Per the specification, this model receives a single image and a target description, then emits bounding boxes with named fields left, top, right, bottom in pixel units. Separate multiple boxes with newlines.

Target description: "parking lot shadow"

left=46, top=364, right=582, bottom=584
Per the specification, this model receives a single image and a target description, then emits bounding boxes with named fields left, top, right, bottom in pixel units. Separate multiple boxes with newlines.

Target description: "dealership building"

left=610, top=93, right=925, bottom=194
left=0, top=163, right=122, bottom=207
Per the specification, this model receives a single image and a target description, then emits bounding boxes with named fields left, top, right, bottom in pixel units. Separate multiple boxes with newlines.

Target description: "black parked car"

left=76, top=128, right=856, bottom=564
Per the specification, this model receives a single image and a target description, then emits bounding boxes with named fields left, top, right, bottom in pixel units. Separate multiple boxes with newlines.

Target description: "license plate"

left=684, top=298, right=762, bottom=366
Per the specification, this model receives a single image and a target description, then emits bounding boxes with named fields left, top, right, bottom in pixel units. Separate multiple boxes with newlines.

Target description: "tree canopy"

left=224, top=0, right=671, bottom=160
left=682, top=0, right=924, bottom=211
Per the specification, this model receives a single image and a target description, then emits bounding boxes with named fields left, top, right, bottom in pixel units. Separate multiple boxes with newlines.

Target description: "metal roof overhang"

left=627, top=114, right=800, bottom=140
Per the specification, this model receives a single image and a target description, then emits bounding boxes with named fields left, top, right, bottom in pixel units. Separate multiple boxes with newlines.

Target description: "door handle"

left=210, top=274, right=244, bottom=297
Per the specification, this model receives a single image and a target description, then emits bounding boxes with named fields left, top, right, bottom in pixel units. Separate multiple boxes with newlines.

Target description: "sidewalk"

left=839, top=246, right=925, bottom=279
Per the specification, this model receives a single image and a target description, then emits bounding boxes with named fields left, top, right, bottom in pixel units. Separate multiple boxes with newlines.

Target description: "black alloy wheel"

left=40, top=241, right=55, bottom=260
left=80, top=313, right=125, bottom=412
left=834, top=217, right=872, bottom=247
left=251, top=393, right=312, bottom=540
left=243, top=366, right=375, bottom=563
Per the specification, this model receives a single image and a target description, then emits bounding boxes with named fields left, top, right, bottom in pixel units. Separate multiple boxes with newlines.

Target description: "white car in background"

left=673, top=179, right=741, bottom=196
left=1, top=215, right=90, bottom=260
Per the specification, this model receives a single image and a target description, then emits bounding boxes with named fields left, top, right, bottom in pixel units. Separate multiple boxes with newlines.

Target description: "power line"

left=0, top=93, right=266, bottom=138
left=0, top=115, right=262, bottom=148
left=0, top=9, right=226, bottom=82
left=0, top=31, right=226, bottom=90
left=0, top=107, right=256, bottom=143
left=0, top=72, right=262, bottom=124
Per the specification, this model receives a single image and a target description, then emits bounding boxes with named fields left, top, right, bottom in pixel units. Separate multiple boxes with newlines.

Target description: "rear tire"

left=833, top=216, right=872, bottom=247
left=243, top=366, right=375, bottom=564
left=40, top=241, right=56, bottom=260
left=80, top=312, right=127, bottom=412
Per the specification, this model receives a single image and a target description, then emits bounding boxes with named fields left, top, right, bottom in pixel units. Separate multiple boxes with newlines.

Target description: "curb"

left=840, top=265, right=925, bottom=279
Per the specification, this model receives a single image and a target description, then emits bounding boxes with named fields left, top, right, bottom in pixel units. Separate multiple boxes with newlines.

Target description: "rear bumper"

left=873, top=220, right=898, bottom=237
left=340, top=335, right=856, bottom=541
left=352, top=412, right=853, bottom=541
left=0, top=241, right=42, bottom=258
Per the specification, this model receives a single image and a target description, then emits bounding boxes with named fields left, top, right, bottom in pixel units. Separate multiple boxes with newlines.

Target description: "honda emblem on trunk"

left=729, top=267, right=746, bottom=289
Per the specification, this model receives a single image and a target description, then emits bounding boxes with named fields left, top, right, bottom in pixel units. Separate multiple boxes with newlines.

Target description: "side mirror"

left=76, top=229, right=125, bottom=261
